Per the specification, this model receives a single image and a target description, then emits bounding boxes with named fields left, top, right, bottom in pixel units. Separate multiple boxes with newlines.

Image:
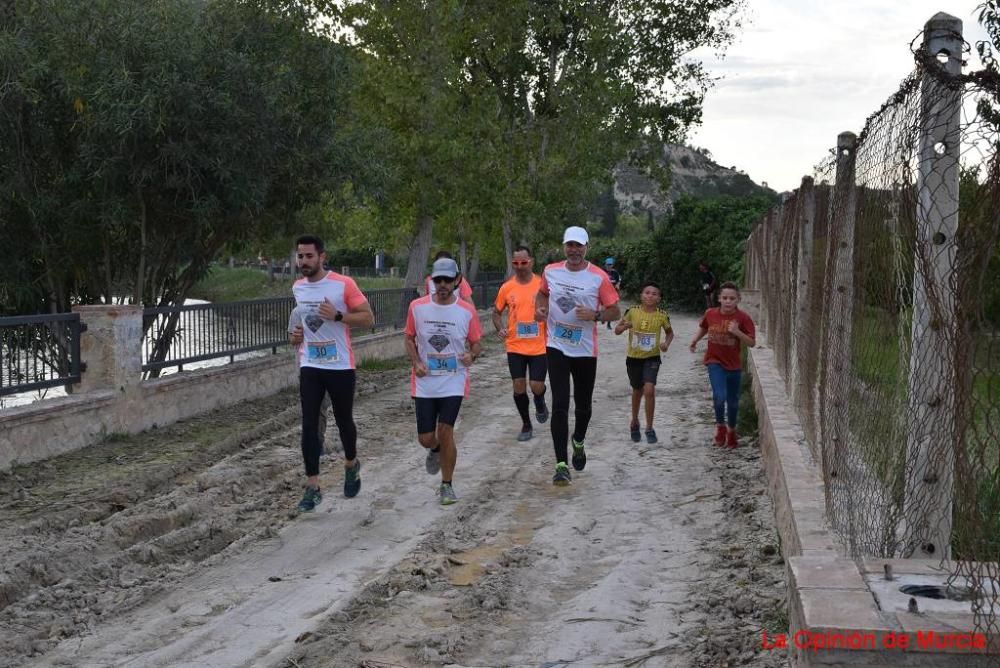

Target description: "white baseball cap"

left=562, top=226, right=589, bottom=245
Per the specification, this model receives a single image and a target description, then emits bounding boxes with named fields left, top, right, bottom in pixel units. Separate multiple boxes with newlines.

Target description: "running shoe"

left=571, top=438, right=587, bottom=471
left=344, top=460, right=361, bottom=498
left=630, top=422, right=641, bottom=443
left=297, top=485, right=322, bottom=512
left=714, top=424, right=727, bottom=447
left=517, top=425, right=533, bottom=442
left=552, top=462, right=572, bottom=486
left=726, top=430, right=739, bottom=449
left=425, top=447, right=441, bottom=475
left=439, top=483, right=458, bottom=505
left=645, top=428, right=658, bottom=444
left=535, top=403, right=549, bottom=424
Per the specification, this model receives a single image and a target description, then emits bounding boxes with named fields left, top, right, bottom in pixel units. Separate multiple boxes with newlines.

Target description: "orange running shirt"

left=494, top=275, right=546, bottom=356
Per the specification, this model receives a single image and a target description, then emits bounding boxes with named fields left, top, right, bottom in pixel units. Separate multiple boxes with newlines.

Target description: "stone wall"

left=1, top=307, right=488, bottom=471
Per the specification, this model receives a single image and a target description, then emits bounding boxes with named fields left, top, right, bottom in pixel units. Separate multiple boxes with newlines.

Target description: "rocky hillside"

left=613, top=144, right=774, bottom=218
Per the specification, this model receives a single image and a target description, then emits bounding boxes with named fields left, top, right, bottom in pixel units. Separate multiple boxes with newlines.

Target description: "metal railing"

left=0, top=313, right=83, bottom=396
left=141, top=281, right=504, bottom=373
left=142, top=298, right=294, bottom=373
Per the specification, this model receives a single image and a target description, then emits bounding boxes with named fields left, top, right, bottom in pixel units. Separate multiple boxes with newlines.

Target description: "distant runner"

left=603, top=258, right=622, bottom=330
left=288, top=235, right=374, bottom=512
left=697, top=261, right=718, bottom=309
left=405, top=257, right=483, bottom=505
left=614, top=281, right=674, bottom=444
left=535, top=226, right=621, bottom=485
left=492, top=245, right=549, bottom=442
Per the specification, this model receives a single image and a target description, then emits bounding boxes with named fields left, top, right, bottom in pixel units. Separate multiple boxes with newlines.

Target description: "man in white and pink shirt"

left=404, top=257, right=483, bottom=505
left=534, top=226, right=621, bottom=486
left=288, top=235, right=374, bottom=512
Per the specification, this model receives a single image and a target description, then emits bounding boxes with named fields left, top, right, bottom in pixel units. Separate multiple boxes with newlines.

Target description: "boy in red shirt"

left=688, top=282, right=756, bottom=448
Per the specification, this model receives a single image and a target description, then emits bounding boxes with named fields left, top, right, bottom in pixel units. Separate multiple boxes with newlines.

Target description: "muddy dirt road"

left=1, top=313, right=789, bottom=668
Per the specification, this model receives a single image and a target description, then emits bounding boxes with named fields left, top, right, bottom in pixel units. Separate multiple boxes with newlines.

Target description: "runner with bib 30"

left=534, top=226, right=620, bottom=485
left=288, top=234, right=374, bottom=513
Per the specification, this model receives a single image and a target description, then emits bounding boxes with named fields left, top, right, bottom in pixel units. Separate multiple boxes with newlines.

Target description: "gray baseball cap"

left=431, top=257, right=460, bottom=279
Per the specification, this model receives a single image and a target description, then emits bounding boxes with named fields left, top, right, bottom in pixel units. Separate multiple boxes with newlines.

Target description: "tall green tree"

left=0, top=0, right=360, bottom=315
left=335, top=0, right=745, bottom=283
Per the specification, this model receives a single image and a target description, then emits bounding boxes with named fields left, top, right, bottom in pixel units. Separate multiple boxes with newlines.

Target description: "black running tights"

left=299, top=367, right=357, bottom=476
left=546, top=347, right=597, bottom=465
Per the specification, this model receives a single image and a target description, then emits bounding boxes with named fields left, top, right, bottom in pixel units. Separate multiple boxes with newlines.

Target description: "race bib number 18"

left=516, top=322, right=539, bottom=338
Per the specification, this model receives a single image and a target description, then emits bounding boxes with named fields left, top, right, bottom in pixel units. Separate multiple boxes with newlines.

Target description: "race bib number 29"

left=553, top=322, right=583, bottom=345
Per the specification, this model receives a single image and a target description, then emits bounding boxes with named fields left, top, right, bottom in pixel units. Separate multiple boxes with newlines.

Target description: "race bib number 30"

left=307, top=341, right=340, bottom=364
left=516, top=322, right=539, bottom=338
left=427, top=353, right=458, bottom=375
left=553, top=322, right=583, bottom=346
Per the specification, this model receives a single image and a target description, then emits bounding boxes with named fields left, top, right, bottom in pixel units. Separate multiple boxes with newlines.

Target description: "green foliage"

left=609, top=194, right=775, bottom=306
left=0, top=0, right=359, bottom=314
left=333, top=0, right=747, bottom=282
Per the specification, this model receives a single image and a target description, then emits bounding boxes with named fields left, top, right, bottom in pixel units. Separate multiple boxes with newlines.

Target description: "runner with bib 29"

left=534, top=226, right=620, bottom=486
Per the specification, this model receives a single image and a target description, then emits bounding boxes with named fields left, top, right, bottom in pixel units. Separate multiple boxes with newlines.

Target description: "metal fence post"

left=903, top=13, right=962, bottom=559
left=821, top=132, right=858, bottom=481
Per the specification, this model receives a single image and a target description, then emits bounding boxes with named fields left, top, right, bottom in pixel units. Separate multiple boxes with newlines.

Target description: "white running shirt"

left=289, top=272, right=368, bottom=370
left=539, top=261, right=619, bottom=358
left=405, top=295, right=482, bottom=398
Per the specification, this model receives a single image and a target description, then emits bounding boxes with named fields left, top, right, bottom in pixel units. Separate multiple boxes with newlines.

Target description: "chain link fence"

left=746, top=14, right=1000, bottom=644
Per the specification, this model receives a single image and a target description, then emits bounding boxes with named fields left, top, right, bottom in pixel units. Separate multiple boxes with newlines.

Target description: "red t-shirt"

left=699, top=307, right=755, bottom=371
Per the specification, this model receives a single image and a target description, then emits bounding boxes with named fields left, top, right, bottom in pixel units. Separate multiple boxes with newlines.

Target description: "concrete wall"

left=748, top=336, right=998, bottom=667
left=1, top=308, right=489, bottom=471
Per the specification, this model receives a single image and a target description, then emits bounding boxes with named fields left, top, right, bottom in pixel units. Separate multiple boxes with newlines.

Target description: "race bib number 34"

left=553, top=322, right=583, bottom=345
left=307, top=341, right=340, bottom=364
left=427, top=353, right=458, bottom=375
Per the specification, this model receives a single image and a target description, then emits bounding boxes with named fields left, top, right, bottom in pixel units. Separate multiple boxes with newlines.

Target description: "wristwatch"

left=334, top=311, right=344, bottom=322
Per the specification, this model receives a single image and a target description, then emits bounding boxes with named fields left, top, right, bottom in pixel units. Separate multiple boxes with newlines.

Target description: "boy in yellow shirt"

left=614, top=281, right=674, bottom=443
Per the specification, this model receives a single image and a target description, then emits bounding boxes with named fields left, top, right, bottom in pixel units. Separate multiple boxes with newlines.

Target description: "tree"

left=0, top=0, right=360, bottom=315
left=334, top=0, right=746, bottom=281
left=626, top=194, right=775, bottom=307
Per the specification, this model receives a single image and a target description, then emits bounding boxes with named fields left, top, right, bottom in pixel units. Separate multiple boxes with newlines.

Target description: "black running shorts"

left=414, top=396, right=464, bottom=434
left=626, top=356, right=661, bottom=389
left=506, top=352, right=548, bottom=382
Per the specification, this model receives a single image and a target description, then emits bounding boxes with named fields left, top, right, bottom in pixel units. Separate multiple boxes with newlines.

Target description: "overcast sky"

left=688, top=2, right=988, bottom=192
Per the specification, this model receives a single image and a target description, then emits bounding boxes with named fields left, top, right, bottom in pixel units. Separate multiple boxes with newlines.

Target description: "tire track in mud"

left=277, top=315, right=790, bottom=668
left=0, top=368, right=410, bottom=665
left=4, top=314, right=789, bottom=668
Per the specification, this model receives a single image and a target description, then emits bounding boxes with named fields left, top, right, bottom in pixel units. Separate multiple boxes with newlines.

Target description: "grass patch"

left=738, top=350, right=759, bottom=437
left=357, top=356, right=410, bottom=372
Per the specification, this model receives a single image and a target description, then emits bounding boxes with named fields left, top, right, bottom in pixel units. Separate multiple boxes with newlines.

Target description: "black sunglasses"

left=432, top=276, right=456, bottom=284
